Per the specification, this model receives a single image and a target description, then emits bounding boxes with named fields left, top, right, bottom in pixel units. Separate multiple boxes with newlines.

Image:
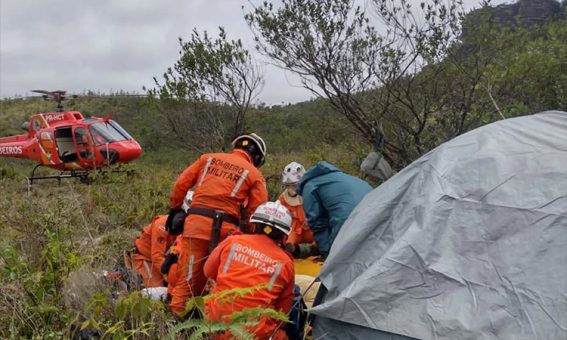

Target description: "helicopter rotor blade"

left=11, top=91, right=147, bottom=101
left=31, top=90, right=53, bottom=95
left=31, top=89, right=67, bottom=97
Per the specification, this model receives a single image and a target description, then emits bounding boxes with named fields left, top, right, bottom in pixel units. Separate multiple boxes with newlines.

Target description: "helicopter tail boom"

left=0, top=135, right=30, bottom=159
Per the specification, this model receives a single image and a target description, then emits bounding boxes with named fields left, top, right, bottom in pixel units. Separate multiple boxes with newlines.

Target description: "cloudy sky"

left=0, top=0, right=511, bottom=104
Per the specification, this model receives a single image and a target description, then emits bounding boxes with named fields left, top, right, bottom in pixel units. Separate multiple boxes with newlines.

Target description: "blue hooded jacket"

left=297, top=161, right=372, bottom=258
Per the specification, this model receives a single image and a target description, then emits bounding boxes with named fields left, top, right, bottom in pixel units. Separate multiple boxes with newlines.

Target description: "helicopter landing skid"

left=27, top=165, right=91, bottom=186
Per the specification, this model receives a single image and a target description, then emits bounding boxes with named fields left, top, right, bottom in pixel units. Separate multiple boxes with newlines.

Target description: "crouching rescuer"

left=166, top=133, right=269, bottom=315
left=132, top=190, right=193, bottom=290
left=204, top=201, right=295, bottom=340
left=132, top=217, right=174, bottom=288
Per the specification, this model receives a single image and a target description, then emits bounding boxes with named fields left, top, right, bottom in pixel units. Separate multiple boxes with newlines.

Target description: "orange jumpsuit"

left=133, top=215, right=176, bottom=287
left=168, top=150, right=268, bottom=315
left=165, top=237, right=182, bottom=296
left=278, top=190, right=314, bottom=251
left=204, top=233, right=295, bottom=340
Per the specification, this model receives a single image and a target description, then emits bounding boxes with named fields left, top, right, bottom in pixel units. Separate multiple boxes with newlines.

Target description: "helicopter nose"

left=113, top=140, right=142, bottom=163
left=120, top=140, right=142, bottom=162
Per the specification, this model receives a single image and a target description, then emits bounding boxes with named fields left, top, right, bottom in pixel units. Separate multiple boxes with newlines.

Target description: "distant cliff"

left=463, top=0, right=564, bottom=39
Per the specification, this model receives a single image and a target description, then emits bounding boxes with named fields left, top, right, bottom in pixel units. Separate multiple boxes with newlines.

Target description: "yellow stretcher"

left=293, top=256, right=323, bottom=277
left=294, top=256, right=322, bottom=338
left=294, top=256, right=323, bottom=309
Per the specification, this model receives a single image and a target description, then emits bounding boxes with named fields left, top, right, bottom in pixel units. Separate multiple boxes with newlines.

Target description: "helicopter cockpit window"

left=89, top=121, right=129, bottom=145
left=109, top=120, right=133, bottom=140
left=74, top=127, right=89, bottom=147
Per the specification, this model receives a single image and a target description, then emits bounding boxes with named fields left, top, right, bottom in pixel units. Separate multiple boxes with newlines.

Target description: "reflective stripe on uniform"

left=143, top=261, right=152, bottom=279
left=222, top=243, right=240, bottom=273
left=230, top=169, right=249, bottom=197
left=186, top=255, right=195, bottom=282
left=267, top=262, right=282, bottom=291
left=198, top=157, right=213, bottom=187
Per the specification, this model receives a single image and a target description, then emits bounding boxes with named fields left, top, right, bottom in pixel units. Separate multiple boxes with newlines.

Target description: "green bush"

left=169, top=284, right=288, bottom=340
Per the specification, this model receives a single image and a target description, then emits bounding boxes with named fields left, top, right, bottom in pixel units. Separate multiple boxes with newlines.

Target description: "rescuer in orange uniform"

left=167, top=133, right=269, bottom=315
left=133, top=215, right=175, bottom=287
left=133, top=191, right=194, bottom=288
left=278, top=162, right=316, bottom=258
left=204, top=201, right=295, bottom=340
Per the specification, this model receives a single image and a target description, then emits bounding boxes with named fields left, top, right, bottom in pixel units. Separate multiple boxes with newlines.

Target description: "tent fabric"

left=311, top=111, right=567, bottom=340
left=314, top=316, right=418, bottom=340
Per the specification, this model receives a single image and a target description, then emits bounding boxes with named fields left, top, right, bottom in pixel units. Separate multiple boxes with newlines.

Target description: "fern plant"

left=78, top=290, right=174, bottom=339
left=168, top=283, right=289, bottom=340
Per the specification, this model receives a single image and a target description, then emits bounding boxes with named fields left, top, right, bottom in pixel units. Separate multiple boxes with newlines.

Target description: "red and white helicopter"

left=0, top=90, right=142, bottom=184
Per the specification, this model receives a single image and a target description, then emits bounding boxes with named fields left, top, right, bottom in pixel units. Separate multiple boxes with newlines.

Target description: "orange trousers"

left=169, top=237, right=210, bottom=315
left=166, top=263, right=178, bottom=296
left=133, top=253, right=164, bottom=288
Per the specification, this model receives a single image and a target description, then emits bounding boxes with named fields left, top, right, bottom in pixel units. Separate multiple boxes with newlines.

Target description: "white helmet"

left=249, top=201, right=292, bottom=236
left=181, top=190, right=194, bottom=213
left=282, top=161, right=305, bottom=185
left=231, top=133, right=267, bottom=167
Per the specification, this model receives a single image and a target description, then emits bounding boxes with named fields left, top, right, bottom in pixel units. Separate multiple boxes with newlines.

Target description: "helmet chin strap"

left=287, top=188, right=298, bottom=197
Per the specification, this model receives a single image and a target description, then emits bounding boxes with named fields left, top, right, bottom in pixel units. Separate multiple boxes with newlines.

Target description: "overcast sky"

left=0, top=0, right=511, bottom=104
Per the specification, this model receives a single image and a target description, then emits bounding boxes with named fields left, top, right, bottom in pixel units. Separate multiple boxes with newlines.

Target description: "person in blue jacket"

left=297, top=161, right=372, bottom=259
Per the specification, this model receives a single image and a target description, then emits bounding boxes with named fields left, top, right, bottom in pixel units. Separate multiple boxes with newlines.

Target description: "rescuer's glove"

left=161, top=253, right=179, bottom=275
left=166, top=208, right=187, bottom=236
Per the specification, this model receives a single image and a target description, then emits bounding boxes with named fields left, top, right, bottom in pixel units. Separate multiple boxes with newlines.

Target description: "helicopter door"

left=73, top=127, right=95, bottom=165
left=38, top=131, right=59, bottom=165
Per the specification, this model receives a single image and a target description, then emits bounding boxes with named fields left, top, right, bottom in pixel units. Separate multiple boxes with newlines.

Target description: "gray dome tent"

left=311, top=111, right=567, bottom=340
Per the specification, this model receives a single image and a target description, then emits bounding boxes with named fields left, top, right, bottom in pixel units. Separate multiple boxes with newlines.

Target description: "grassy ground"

left=1, top=154, right=175, bottom=338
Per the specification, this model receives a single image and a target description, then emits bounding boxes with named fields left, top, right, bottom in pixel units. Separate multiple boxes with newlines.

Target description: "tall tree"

left=246, top=0, right=386, bottom=155
left=147, top=28, right=263, bottom=152
left=246, top=0, right=465, bottom=167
